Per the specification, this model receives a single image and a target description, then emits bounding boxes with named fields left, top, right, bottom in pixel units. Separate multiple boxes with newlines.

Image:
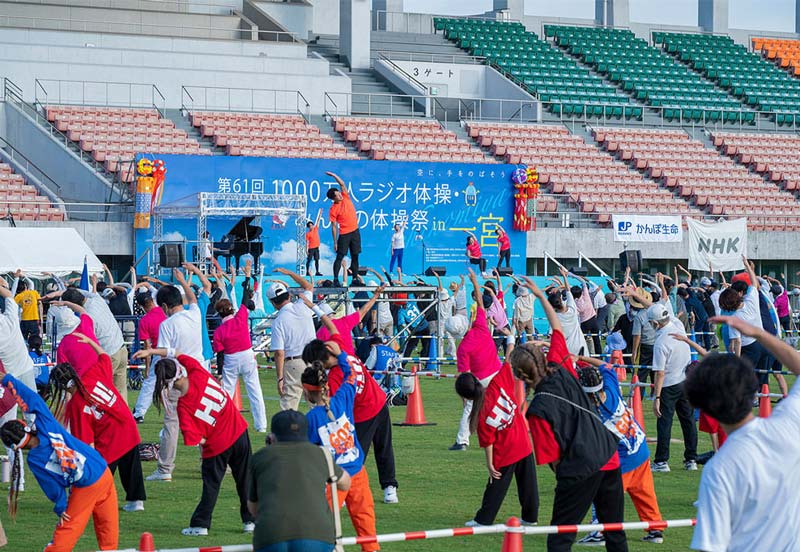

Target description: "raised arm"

left=300, top=295, right=337, bottom=335
left=358, top=285, right=386, bottom=321
left=677, top=264, right=692, bottom=285
left=742, top=255, right=759, bottom=289
left=273, top=267, right=312, bottom=292
left=713, top=315, right=800, bottom=375
left=173, top=268, right=196, bottom=305
left=671, top=333, right=709, bottom=358
left=103, top=263, right=115, bottom=285
left=522, top=276, right=562, bottom=334
left=50, top=300, right=87, bottom=315
left=468, top=268, right=484, bottom=311
left=183, top=262, right=212, bottom=295
left=366, top=267, right=385, bottom=285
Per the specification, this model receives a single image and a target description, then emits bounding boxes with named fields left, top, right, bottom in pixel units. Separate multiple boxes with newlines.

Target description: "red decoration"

left=512, top=166, right=539, bottom=231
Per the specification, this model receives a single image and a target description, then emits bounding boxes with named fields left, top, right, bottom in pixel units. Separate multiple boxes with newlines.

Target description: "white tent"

left=0, top=227, right=104, bottom=277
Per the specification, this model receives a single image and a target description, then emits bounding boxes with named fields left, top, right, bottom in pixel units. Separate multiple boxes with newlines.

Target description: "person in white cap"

left=268, top=268, right=315, bottom=411
left=648, top=302, right=697, bottom=474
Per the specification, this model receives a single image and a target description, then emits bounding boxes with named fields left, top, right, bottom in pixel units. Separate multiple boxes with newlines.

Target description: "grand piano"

left=214, top=216, right=264, bottom=273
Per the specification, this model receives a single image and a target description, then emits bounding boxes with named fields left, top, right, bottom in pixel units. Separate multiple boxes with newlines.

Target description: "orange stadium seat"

left=0, top=163, right=66, bottom=222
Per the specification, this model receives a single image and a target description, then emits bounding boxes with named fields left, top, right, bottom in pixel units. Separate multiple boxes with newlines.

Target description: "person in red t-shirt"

left=495, top=224, right=511, bottom=270
left=50, top=333, right=146, bottom=513
left=464, top=231, right=487, bottom=274
left=455, top=335, right=537, bottom=527
left=316, top=285, right=385, bottom=355
left=303, top=297, right=399, bottom=505
left=306, top=208, right=323, bottom=277
left=508, top=277, right=628, bottom=552
left=152, top=354, right=254, bottom=537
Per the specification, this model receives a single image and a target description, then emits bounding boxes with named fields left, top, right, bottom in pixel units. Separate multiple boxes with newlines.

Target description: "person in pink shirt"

left=132, top=290, right=167, bottom=422
left=765, top=275, right=791, bottom=331
left=449, top=269, right=507, bottom=451
left=465, top=231, right=487, bottom=275
left=52, top=301, right=100, bottom=377
left=316, top=285, right=385, bottom=355
left=212, top=269, right=266, bottom=433
left=495, top=224, right=511, bottom=270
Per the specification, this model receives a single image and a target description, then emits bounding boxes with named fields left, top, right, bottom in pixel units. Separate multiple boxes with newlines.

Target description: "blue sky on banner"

left=135, top=155, right=525, bottom=276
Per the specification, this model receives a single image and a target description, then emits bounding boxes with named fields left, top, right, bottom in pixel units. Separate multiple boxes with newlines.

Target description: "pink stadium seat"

left=0, top=163, right=65, bottom=222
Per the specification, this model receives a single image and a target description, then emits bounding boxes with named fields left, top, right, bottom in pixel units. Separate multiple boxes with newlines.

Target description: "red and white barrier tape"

left=103, top=519, right=695, bottom=551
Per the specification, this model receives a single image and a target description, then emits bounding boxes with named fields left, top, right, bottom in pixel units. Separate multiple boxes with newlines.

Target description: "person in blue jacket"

left=0, top=373, right=119, bottom=552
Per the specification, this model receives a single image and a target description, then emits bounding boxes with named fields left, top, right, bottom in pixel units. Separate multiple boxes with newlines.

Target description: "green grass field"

left=5, top=365, right=720, bottom=552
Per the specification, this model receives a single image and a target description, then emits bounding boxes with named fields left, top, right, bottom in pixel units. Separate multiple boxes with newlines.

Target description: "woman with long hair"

left=0, top=371, right=118, bottom=551
left=49, top=333, right=146, bottom=513
left=302, top=305, right=379, bottom=552
left=211, top=260, right=267, bottom=432
left=151, top=352, right=254, bottom=536
left=454, top=333, right=538, bottom=527
left=508, top=276, right=628, bottom=552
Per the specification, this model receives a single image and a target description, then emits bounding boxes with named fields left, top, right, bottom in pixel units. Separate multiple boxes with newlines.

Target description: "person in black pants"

left=509, top=276, right=627, bottom=552
left=327, top=171, right=362, bottom=286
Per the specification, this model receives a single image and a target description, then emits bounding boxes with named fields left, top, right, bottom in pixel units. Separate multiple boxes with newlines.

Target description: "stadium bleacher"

left=466, top=122, right=697, bottom=224
left=594, top=127, right=800, bottom=230
left=655, top=31, right=800, bottom=125
left=45, top=105, right=210, bottom=182
left=753, top=37, right=800, bottom=76
left=435, top=17, right=643, bottom=119
left=548, top=25, right=751, bottom=124
left=713, top=131, right=800, bottom=193
left=190, top=112, right=358, bottom=160
left=334, top=117, right=491, bottom=163
left=0, top=163, right=65, bottom=221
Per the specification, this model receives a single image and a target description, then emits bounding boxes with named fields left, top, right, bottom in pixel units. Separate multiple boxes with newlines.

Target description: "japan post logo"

left=618, top=221, right=632, bottom=232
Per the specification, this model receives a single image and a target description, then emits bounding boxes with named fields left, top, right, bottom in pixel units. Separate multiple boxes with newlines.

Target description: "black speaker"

left=497, top=267, right=514, bottom=276
left=159, top=244, right=184, bottom=268
left=569, top=266, right=588, bottom=277
left=619, top=250, right=642, bottom=274
left=425, top=266, right=447, bottom=276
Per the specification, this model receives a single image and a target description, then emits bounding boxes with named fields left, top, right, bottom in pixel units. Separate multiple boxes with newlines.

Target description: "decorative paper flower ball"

left=511, top=167, right=527, bottom=184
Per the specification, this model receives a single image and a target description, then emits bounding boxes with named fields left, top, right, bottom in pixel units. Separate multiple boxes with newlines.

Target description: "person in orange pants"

left=0, top=373, right=118, bottom=551
left=577, top=358, right=665, bottom=546
left=303, top=306, right=379, bottom=552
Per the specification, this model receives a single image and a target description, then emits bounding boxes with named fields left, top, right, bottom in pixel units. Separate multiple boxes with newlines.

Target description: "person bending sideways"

left=1, top=373, right=118, bottom=552
left=151, top=354, right=254, bottom=537
left=509, top=276, right=628, bottom=552
left=248, top=410, right=351, bottom=552
left=686, top=315, right=800, bottom=552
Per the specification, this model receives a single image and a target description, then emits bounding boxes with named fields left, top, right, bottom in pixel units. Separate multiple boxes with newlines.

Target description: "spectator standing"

left=131, top=268, right=203, bottom=482
left=247, top=410, right=351, bottom=552
left=327, top=171, right=362, bottom=287
left=686, top=315, right=800, bottom=552
left=648, top=303, right=697, bottom=473
left=14, top=272, right=41, bottom=340
left=269, top=267, right=315, bottom=411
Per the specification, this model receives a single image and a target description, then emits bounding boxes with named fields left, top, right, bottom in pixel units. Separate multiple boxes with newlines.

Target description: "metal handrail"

left=0, top=0, right=238, bottom=15
left=376, top=52, right=429, bottom=94
left=323, top=91, right=432, bottom=120
left=376, top=50, right=487, bottom=65
left=0, top=14, right=298, bottom=41
left=0, top=135, right=62, bottom=193
left=34, top=79, right=166, bottom=114
left=180, top=85, right=309, bottom=117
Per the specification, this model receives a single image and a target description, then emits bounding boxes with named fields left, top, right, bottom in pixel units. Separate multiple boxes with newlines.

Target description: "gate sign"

left=687, top=218, right=747, bottom=272
left=134, top=155, right=524, bottom=276
left=612, top=214, right=682, bottom=242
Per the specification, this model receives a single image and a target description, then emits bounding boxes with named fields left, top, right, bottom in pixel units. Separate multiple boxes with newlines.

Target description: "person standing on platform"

left=327, top=171, right=362, bottom=287
left=306, top=209, right=323, bottom=277
left=389, top=221, right=406, bottom=273
left=464, top=232, right=487, bottom=275
left=269, top=268, right=316, bottom=411
left=495, top=224, right=511, bottom=270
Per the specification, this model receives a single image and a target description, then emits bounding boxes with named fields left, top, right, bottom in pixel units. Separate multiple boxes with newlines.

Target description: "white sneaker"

left=465, top=519, right=485, bottom=527
left=520, top=520, right=538, bottom=527
left=122, top=500, right=144, bottom=512
left=146, top=470, right=172, bottom=482
left=684, top=460, right=698, bottom=471
left=651, top=461, right=671, bottom=473
left=181, top=527, right=208, bottom=536
left=243, top=522, right=255, bottom=533
left=383, top=485, right=398, bottom=504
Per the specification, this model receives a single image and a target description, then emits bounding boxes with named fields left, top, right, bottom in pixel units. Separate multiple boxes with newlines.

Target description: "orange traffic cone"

left=500, top=517, right=523, bottom=552
left=630, top=375, right=645, bottom=431
left=394, top=366, right=436, bottom=426
left=138, top=532, right=155, bottom=552
left=611, top=350, right=626, bottom=381
left=514, top=377, right=527, bottom=414
left=233, top=380, right=246, bottom=412
left=758, top=384, right=772, bottom=418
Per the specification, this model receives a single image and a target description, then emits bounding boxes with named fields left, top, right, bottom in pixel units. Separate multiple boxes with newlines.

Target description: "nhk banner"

left=687, top=218, right=748, bottom=272
left=612, top=214, right=682, bottom=242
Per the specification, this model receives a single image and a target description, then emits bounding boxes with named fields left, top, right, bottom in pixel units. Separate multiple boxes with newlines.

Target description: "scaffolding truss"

left=152, top=192, right=308, bottom=273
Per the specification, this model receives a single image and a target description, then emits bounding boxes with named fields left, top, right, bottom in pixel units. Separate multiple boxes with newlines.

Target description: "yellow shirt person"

left=15, top=289, right=40, bottom=321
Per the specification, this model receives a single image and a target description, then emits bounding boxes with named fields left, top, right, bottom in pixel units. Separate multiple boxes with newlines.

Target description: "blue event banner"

left=135, top=155, right=524, bottom=276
